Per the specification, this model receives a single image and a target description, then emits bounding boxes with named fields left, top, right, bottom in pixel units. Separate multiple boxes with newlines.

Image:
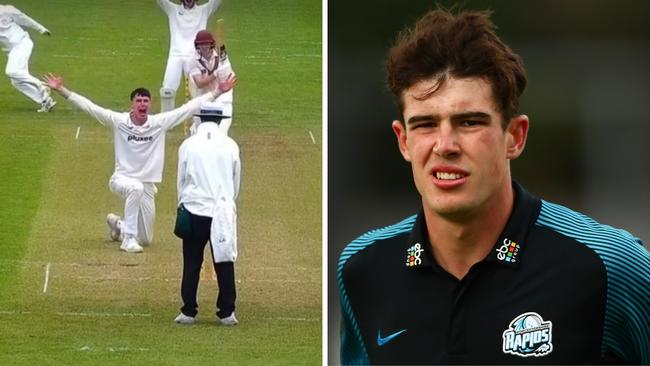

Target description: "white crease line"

left=71, top=275, right=317, bottom=284
left=1, top=310, right=317, bottom=322
left=53, top=54, right=81, bottom=59
left=57, top=312, right=152, bottom=318
left=308, top=130, right=316, bottom=144
left=75, top=126, right=80, bottom=140
left=0, top=260, right=319, bottom=272
left=79, top=346, right=149, bottom=352
left=43, top=263, right=51, bottom=293
left=272, top=317, right=320, bottom=322
left=238, top=279, right=320, bottom=284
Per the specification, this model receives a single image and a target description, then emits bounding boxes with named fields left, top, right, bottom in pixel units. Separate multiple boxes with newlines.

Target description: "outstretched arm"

left=160, top=73, right=237, bottom=130
left=42, top=73, right=71, bottom=98
left=42, top=73, right=121, bottom=129
left=10, top=6, right=50, bottom=35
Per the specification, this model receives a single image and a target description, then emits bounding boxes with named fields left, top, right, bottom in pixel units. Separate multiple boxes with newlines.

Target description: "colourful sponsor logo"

left=496, top=238, right=520, bottom=262
left=405, top=243, right=424, bottom=267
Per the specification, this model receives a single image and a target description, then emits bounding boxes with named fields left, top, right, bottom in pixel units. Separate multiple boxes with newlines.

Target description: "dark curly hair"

left=386, top=8, right=527, bottom=126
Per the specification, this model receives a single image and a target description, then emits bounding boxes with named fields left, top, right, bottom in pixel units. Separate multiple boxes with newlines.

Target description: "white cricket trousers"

left=109, top=174, right=156, bottom=245
left=5, top=37, right=47, bottom=104
left=161, top=54, right=195, bottom=92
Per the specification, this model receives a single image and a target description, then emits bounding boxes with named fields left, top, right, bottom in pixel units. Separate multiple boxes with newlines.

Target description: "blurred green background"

left=328, top=0, right=650, bottom=363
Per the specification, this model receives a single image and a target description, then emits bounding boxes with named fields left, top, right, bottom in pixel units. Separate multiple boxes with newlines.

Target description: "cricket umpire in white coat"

left=174, top=101, right=240, bottom=326
left=156, top=0, right=221, bottom=112
left=42, top=73, right=236, bottom=254
left=0, top=5, right=55, bottom=112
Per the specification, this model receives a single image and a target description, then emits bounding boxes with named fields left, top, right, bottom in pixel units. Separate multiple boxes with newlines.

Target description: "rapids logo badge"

left=502, top=312, right=553, bottom=357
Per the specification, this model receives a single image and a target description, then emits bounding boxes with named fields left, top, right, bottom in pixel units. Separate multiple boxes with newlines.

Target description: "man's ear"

left=505, top=115, right=529, bottom=160
left=392, top=120, right=412, bottom=162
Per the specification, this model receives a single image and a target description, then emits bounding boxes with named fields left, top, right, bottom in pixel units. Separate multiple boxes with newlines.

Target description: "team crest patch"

left=502, top=312, right=553, bottom=357
left=405, top=243, right=424, bottom=267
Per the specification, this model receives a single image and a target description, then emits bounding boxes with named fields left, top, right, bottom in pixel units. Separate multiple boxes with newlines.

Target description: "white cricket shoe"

left=120, top=236, right=143, bottom=253
left=174, top=313, right=196, bottom=325
left=37, top=97, right=56, bottom=113
left=106, top=213, right=122, bottom=241
left=219, top=313, right=239, bottom=326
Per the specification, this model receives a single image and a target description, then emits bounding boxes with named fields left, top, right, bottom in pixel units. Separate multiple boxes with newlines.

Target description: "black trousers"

left=180, top=212, right=236, bottom=319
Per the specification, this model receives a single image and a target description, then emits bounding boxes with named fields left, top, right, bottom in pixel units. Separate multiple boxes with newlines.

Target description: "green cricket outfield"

left=0, top=0, right=322, bottom=364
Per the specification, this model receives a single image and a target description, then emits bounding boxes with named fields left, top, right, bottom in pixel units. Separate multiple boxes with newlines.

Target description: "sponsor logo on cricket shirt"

left=405, top=243, right=424, bottom=267
left=496, top=238, right=520, bottom=263
left=127, top=135, right=154, bottom=143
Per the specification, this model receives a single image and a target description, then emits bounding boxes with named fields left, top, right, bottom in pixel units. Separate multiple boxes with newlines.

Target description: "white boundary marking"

left=43, top=263, right=50, bottom=293
left=308, top=130, right=316, bottom=144
left=75, top=126, right=80, bottom=140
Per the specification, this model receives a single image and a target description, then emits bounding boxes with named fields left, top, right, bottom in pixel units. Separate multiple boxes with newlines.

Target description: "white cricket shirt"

left=156, top=0, right=221, bottom=57
left=177, top=122, right=240, bottom=217
left=0, top=5, right=47, bottom=51
left=189, top=49, right=235, bottom=103
left=67, top=91, right=218, bottom=183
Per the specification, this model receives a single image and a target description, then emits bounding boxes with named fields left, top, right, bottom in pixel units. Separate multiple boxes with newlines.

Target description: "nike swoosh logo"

left=377, top=329, right=407, bottom=346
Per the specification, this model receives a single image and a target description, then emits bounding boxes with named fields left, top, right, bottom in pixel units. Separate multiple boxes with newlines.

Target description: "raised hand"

left=216, top=73, right=237, bottom=93
left=42, top=73, right=64, bottom=90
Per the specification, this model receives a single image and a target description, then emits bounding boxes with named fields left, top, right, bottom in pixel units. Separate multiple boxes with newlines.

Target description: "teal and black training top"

left=338, top=182, right=649, bottom=365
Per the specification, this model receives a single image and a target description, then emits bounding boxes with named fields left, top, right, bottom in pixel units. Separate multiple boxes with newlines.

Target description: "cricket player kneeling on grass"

left=174, top=101, right=241, bottom=326
left=42, top=73, right=236, bottom=254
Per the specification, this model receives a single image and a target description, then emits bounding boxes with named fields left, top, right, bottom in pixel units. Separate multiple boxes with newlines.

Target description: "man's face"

left=392, top=76, right=528, bottom=220
left=182, top=0, right=197, bottom=8
left=197, top=44, right=214, bottom=60
left=130, top=94, right=151, bottom=124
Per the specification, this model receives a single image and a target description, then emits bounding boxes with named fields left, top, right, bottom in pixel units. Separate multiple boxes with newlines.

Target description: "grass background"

left=0, top=0, right=321, bottom=364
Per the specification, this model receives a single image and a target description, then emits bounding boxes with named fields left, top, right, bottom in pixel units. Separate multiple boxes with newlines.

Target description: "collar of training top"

left=405, top=181, right=542, bottom=271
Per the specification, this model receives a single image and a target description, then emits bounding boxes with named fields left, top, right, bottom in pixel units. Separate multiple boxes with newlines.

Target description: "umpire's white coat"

left=177, top=122, right=241, bottom=262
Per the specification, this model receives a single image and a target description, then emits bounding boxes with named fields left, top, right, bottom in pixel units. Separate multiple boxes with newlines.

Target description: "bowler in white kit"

left=156, top=0, right=222, bottom=112
left=42, top=72, right=236, bottom=253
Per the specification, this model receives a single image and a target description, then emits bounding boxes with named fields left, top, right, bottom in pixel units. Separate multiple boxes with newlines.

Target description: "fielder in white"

left=188, top=29, right=235, bottom=134
left=42, top=73, right=236, bottom=253
left=0, top=5, right=55, bottom=112
left=174, top=101, right=240, bottom=325
left=156, top=0, right=221, bottom=112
